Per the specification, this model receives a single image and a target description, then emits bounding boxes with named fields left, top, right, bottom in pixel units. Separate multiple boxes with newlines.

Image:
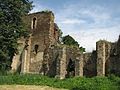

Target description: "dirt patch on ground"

left=0, top=85, right=67, bottom=90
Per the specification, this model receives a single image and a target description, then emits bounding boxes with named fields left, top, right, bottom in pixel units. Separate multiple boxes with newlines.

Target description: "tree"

left=62, top=35, right=85, bottom=52
left=0, top=0, right=32, bottom=73
left=62, top=35, right=79, bottom=47
left=79, top=46, right=85, bottom=52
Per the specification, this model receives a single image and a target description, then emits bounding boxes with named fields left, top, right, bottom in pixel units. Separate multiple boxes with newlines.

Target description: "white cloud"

left=55, top=4, right=112, bottom=28
left=70, top=26, right=120, bottom=52
left=79, top=8, right=111, bottom=23
left=58, top=19, right=86, bottom=24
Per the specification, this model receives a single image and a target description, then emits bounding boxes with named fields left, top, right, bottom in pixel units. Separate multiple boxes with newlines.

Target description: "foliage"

left=79, top=46, right=86, bottom=52
left=0, top=74, right=120, bottom=90
left=62, top=35, right=85, bottom=52
left=58, top=29, right=63, bottom=40
left=62, top=35, right=79, bottom=47
left=0, top=0, right=32, bottom=73
left=41, top=9, right=52, bottom=13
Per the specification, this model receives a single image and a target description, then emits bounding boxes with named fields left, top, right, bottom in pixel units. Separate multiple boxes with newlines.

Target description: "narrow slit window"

left=32, top=17, right=37, bottom=29
left=34, top=45, right=39, bottom=54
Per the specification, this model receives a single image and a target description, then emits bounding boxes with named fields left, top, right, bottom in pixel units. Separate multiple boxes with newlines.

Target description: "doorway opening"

left=66, top=58, right=75, bottom=77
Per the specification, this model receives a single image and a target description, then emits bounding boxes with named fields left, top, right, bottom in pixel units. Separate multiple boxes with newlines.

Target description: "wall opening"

left=66, top=58, right=75, bottom=78
left=105, top=60, right=109, bottom=76
left=32, top=17, right=37, bottom=29
left=34, top=44, right=39, bottom=54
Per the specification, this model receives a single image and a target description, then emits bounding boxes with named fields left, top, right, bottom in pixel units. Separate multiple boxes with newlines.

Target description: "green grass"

left=0, top=74, right=120, bottom=90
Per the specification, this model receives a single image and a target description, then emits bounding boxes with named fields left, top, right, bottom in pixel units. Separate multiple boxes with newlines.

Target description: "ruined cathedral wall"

left=109, top=37, right=120, bottom=75
left=11, top=10, right=120, bottom=78
left=48, top=45, right=84, bottom=79
left=11, top=37, right=26, bottom=72
left=12, top=11, right=60, bottom=74
left=25, top=12, right=56, bottom=73
left=116, top=36, right=120, bottom=57
left=56, top=46, right=84, bottom=78
left=54, top=25, right=59, bottom=43
left=29, top=12, right=54, bottom=52
left=116, top=37, right=120, bottom=74
left=66, top=47, right=81, bottom=77
left=47, top=46, right=60, bottom=77
left=109, top=42, right=119, bottom=74
left=81, top=40, right=112, bottom=77
left=96, top=40, right=112, bottom=76
left=75, top=53, right=83, bottom=77
left=104, top=41, right=111, bottom=75
left=49, top=45, right=67, bottom=79
left=83, top=51, right=97, bottom=77
left=66, top=47, right=79, bottom=65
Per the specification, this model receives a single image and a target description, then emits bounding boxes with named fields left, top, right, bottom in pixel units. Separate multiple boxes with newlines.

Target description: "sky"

left=30, top=0, right=120, bottom=52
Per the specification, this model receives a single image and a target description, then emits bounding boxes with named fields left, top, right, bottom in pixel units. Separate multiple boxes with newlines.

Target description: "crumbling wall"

left=11, top=38, right=26, bottom=73
left=54, top=23, right=59, bottom=44
left=83, top=51, right=97, bottom=77
left=12, top=11, right=60, bottom=74
left=75, top=53, right=83, bottom=77
left=47, top=46, right=59, bottom=77
left=96, top=41, right=106, bottom=76
left=109, top=36, right=120, bottom=75
left=65, top=46, right=82, bottom=77
left=49, top=45, right=83, bottom=79
left=104, top=41, right=111, bottom=75
left=24, top=12, right=57, bottom=73
left=96, top=40, right=111, bottom=76
left=54, top=46, right=67, bottom=79
left=116, top=36, right=120, bottom=59
left=12, top=11, right=120, bottom=78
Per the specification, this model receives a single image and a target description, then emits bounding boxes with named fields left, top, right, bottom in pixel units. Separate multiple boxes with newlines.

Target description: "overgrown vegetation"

left=41, top=9, right=52, bottom=13
left=62, top=35, right=79, bottom=47
left=0, top=0, right=32, bottom=73
left=62, top=35, right=85, bottom=52
left=0, top=74, right=120, bottom=90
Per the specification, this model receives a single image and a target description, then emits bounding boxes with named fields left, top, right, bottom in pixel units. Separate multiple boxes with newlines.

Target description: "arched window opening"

left=34, top=44, right=39, bottom=54
left=32, top=17, right=37, bottom=29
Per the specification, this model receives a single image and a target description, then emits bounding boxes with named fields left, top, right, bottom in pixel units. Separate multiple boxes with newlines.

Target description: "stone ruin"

left=11, top=11, right=120, bottom=79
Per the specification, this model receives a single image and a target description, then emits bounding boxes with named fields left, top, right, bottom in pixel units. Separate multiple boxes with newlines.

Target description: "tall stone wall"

left=75, top=53, right=83, bottom=77
left=96, top=40, right=111, bottom=76
left=47, top=46, right=59, bottom=77
left=66, top=46, right=83, bottom=77
left=51, top=45, right=83, bottom=79
left=104, top=41, right=111, bottom=75
left=83, top=51, right=97, bottom=77
left=96, top=41, right=106, bottom=76
left=19, top=35, right=32, bottom=73
left=11, top=37, right=27, bottom=73
left=24, top=12, right=58, bottom=73
left=11, top=11, right=59, bottom=74
left=109, top=36, right=120, bottom=75
left=55, top=46, right=67, bottom=79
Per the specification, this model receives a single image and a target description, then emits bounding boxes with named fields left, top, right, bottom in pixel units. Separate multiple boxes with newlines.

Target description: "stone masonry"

left=11, top=11, right=120, bottom=79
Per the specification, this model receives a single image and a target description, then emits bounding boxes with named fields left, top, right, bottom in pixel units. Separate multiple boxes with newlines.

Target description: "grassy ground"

left=0, top=85, right=67, bottom=90
left=0, top=74, right=120, bottom=90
